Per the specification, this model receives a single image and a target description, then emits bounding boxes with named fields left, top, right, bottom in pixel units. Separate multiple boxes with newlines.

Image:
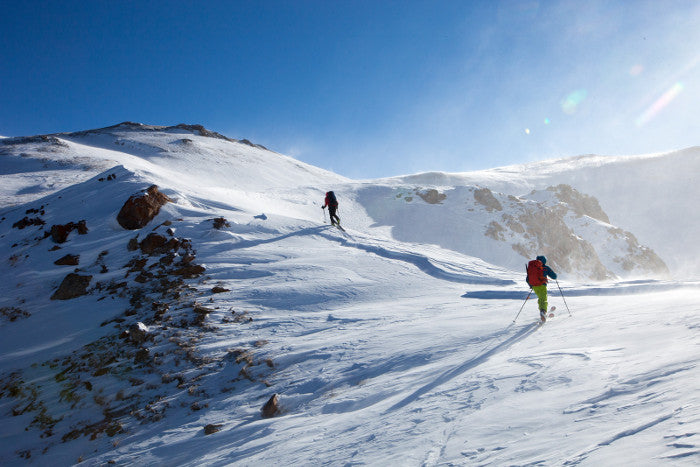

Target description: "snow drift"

left=0, top=123, right=698, bottom=465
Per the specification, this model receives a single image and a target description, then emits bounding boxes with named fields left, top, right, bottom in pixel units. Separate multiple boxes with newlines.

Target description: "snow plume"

left=0, top=124, right=698, bottom=464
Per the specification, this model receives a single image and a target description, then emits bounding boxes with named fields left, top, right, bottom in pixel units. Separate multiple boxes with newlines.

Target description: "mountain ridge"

left=0, top=123, right=698, bottom=464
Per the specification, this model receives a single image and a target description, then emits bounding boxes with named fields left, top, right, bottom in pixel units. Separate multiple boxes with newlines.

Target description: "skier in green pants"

left=526, top=255, right=558, bottom=322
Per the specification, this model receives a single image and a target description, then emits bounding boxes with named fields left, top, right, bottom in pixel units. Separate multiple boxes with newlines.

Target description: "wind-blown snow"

left=0, top=124, right=698, bottom=465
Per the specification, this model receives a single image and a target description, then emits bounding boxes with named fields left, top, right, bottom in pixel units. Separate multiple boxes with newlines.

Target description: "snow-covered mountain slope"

left=2, top=123, right=685, bottom=281
left=0, top=124, right=698, bottom=465
left=388, top=147, right=700, bottom=277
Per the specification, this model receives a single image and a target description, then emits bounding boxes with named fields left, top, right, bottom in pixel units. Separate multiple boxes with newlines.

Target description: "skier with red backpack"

left=526, top=255, right=557, bottom=322
left=322, top=191, right=341, bottom=227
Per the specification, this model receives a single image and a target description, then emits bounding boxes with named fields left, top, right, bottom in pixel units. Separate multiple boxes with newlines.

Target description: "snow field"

left=0, top=125, right=698, bottom=465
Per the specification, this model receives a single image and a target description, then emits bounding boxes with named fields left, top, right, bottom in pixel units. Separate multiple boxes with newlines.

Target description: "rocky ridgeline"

left=480, top=184, right=669, bottom=279
left=386, top=183, right=668, bottom=280
left=0, top=185, right=276, bottom=461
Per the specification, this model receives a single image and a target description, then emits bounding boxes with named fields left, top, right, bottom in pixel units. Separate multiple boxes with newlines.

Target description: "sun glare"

left=635, top=82, right=685, bottom=127
left=561, top=90, right=587, bottom=115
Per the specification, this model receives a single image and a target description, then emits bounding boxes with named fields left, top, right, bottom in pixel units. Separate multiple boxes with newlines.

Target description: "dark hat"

left=536, top=255, right=547, bottom=265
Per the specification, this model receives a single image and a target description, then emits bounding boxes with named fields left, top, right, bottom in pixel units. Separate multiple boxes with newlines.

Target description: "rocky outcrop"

left=546, top=184, right=610, bottom=223
left=474, top=187, right=503, bottom=212
left=261, top=394, right=280, bottom=418
left=0, top=307, right=30, bottom=322
left=54, top=254, right=80, bottom=266
left=51, top=273, right=92, bottom=300
left=13, top=217, right=45, bottom=229
left=212, top=217, right=230, bottom=229
left=417, top=189, right=447, bottom=205
left=126, top=322, right=150, bottom=345
left=139, top=233, right=180, bottom=255
left=117, top=185, right=171, bottom=230
left=204, top=424, right=223, bottom=435
left=49, top=220, right=88, bottom=243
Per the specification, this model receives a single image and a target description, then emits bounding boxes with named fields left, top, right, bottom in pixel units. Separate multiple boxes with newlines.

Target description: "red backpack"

left=526, top=259, right=546, bottom=286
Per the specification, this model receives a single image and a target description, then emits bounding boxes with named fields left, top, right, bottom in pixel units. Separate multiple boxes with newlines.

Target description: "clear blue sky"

left=2, top=1, right=699, bottom=178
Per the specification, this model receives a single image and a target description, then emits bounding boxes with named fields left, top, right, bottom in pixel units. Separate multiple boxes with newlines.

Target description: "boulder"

left=203, top=424, right=223, bottom=435
left=51, top=273, right=92, bottom=300
left=54, top=254, right=80, bottom=266
left=139, top=233, right=168, bottom=255
left=50, top=224, right=71, bottom=243
left=212, top=217, right=229, bottom=229
left=172, top=264, right=205, bottom=279
left=12, top=217, right=45, bottom=229
left=117, top=185, right=171, bottom=230
left=261, top=394, right=279, bottom=418
left=128, top=322, right=150, bottom=345
left=134, top=348, right=151, bottom=364
left=49, top=220, right=88, bottom=243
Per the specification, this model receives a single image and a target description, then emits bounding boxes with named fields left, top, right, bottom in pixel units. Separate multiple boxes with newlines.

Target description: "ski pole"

left=322, top=207, right=327, bottom=223
left=512, top=289, right=532, bottom=323
left=555, top=279, right=572, bottom=317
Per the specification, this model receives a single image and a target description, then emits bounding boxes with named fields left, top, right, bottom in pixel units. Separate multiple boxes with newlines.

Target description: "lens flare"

left=525, top=128, right=531, bottom=134
left=629, top=64, right=644, bottom=76
left=635, top=82, right=684, bottom=126
left=561, top=90, right=587, bottom=115
left=544, top=118, right=551, bottom=124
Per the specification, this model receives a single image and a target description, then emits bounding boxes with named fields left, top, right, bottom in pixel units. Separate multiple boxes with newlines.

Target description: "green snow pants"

left=532, top=285, right=548, bottom=312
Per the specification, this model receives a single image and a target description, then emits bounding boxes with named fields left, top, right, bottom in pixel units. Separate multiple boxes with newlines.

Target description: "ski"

left=539, top=306, right=556, bottom=324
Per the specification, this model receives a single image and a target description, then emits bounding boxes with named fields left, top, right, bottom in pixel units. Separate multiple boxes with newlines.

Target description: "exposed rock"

left=515, top=208, right=611, bottom=280
left=76, top=220, right=88, bottom=234
left=127, top=236, right=139, bottom=251
left=134, top=348, right=151, bottom=364
left=608, top=227, right=670, bottom=276
left=212, top=217, right=229, bottom=229
left=172, top=264, right=206, bottom=279
left=140, top=234, right=180, bottom=255
left=261, top=394, right=280, bottom=418
left=173, top=123, right=235, bottom=142
left=127, top=322, right=150, bottom=345
left=139, top=233, right=167, bottom=254
left=204, top=424, right=223, bottom=435
left=117, top=185, right=171, bottom=230
left=49, top=220, right=88, bottom=243
left=51, top=273, right=92, bottom=300
left=417, top=189, right=447, bottom=205
left=0, top=307, right=30, bottom=322
left=238, top=138, right=267, bottom=150
left=211, top=286, right=230, bottom=294
left=547, top=184, right=610, bottom=223
left=12, top=217, right=45, bottom=229
left=54, top=254, right=80, bottom=266
left=485, top=221, right=506, bottom=241
left=474, top=187, right=503, bottom=212
left=193, top=305, right=214, bottom=325
left=50, top=224, right=71, bottom=243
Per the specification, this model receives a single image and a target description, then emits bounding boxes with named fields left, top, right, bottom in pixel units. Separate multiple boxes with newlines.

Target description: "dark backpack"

left=326, top=191, right=338, bottom=207
left=526, top=259, right=546, bottom=286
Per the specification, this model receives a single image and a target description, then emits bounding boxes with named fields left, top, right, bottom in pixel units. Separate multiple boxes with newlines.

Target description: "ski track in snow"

left=0, top=128, right=699, bottom=465
left=386, top=321, right=540, bottom=413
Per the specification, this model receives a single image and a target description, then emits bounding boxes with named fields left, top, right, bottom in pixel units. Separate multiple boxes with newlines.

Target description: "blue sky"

left=2, top=1, right=699, bottom=178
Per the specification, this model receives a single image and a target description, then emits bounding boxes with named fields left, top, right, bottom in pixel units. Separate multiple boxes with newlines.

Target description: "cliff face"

left=359, top=183, right=668, bottom=281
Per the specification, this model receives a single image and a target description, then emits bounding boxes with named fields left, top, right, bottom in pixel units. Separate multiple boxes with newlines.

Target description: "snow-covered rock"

left=0, top=123, right=697, bottom=465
